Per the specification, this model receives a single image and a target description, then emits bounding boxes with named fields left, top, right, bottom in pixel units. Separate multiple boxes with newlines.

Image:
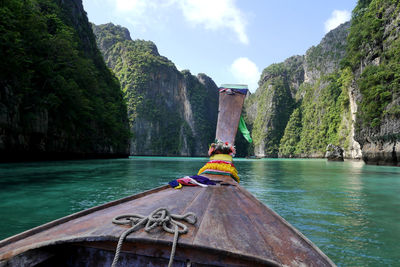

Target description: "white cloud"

left=178, top=0, right=249, bottom=44
left=114, top=0, right=141, bottom=13
left=230, top=57, right=260, bottom=93
left=324, top=10, right=351, bottom=33
left=107, top=0, right=249, bottom=44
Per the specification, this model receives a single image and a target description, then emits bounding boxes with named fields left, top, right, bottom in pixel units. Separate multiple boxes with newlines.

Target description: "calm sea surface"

left=0, top=157, right=399, bottom=266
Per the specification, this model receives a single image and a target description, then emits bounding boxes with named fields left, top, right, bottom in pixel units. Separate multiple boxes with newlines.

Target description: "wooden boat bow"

left=0, top=180, right=334, bottom=266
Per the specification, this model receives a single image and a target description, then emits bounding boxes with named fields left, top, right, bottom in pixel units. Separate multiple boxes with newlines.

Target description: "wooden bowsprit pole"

left=215, top=84, right=248, bottom=145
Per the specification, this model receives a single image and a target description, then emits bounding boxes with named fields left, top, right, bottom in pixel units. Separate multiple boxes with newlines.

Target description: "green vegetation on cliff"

left=346, top=0, right=400, bottom=130
left=283, top=71, right=352, bottom=156
left=244, top=0, right=399, bottom=164
left=245, top=57, right=302, bottom=157
left=279, top=108, right=302, bottom=156
left=183, top=71, right=218, bottom=151
left=0, top=0, right=129, bottom=159
left=251, top=63, right=296, bottom=156
left=93, top=23, right=218, bottom=156
left=243, top=22, right=352, bottom=158
left=101, top=35, right=175, bottom=125
left=116, top=40, right=182, bottom=154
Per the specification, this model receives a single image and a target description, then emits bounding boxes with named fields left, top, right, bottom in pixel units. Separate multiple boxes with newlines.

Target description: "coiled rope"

left=111, top=207, right=197, bottom=267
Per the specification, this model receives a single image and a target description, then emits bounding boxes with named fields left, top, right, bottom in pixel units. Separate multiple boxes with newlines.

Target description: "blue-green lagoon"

left=0, top=157, right=399, bottom=266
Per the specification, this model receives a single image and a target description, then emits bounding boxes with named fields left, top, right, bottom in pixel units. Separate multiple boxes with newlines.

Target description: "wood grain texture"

left=215, top=91, right=246, bottom=144
left=0, top=175, right=335, bottom=266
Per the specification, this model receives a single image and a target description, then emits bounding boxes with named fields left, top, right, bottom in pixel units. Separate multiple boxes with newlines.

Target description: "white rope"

left=111, top=207, right=197, bottom=267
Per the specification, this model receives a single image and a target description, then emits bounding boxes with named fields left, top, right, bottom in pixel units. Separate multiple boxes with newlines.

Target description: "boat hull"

left=0, top=175, right=335, bottom=266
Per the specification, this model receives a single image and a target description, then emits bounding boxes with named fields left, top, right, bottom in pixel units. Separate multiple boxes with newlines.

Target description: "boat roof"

left=0, top=174, right=334, bottom=266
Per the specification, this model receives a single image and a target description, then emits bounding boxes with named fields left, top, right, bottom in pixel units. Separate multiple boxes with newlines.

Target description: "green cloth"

left=239, top=116, right=253, bottom=143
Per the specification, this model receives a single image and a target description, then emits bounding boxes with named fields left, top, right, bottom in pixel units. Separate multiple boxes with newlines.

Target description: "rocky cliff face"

left=0, top=0, right=130, bottom=161
left=245, top=0, right=400, bottom=166
left=244, top=22, right=357, bottom=159
left=347, top=0, right=400, bottom=166
left=245, top=56, right=303, bottom=157
left=92, top=23, right=218, bottom=156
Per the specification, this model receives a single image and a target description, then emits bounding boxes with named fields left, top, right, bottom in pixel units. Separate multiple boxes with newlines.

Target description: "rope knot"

left=111, top=207, right=197, bottom=267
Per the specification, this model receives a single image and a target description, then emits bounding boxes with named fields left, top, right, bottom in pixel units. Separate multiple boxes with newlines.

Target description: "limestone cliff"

left=245, top=56, right=303, bottom=157
left=347, top=0, right=400, bottom=166
left=0, top=0, right=130, bottom=161
left=245, top=0, right=400, bottom=166
left=245, top=22, right=356, bottom=159
left=92, top=23, right=218, bottom=156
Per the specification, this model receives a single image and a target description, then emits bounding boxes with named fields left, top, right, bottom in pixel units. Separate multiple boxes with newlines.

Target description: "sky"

left=82, top=0, right=357, bottom=93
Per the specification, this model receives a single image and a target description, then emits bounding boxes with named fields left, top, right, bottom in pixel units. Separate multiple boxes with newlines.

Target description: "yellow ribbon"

left=209, top=154, right=233, bottom=162
left=198, top=162, right=239, bottom=182
left=174, top=183, right=182, bottom=189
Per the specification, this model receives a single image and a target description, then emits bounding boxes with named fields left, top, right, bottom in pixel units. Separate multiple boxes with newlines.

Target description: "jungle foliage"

left=0, top=0, right=130, bottom=155
left=345, top=0, right=400, bottom=129
left=93, top=23, right=218, bottom=155
left=243, top=0, right=399, bottom=158
left=280, top=70, right=352, bottom=156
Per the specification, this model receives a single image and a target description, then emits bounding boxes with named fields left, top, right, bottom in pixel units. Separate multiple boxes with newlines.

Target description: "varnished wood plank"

left=215, top=91, right=246, bottom=144
left=193, top=186, right=279, bottom=261
left=0, top=178, right=334, bottom=266
left=231, top=186, right=334, bottom=266
left=0, top=186, right=177, bottom=260
left=192, top=188, right=237, bottom=252
left=178, top=186, right=214, bottom=245
left=0, top=185, right=169, bottom=249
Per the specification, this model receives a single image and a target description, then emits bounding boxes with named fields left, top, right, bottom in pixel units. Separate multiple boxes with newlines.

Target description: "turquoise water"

left=0, top=157, right=399, bottom=266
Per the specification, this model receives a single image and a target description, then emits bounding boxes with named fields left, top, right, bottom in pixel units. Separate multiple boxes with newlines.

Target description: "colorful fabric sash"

left=169, top=175, right=216, bottom=189
left=198, top=161, right=240, bottom=183
left=209, top=154, right=233, bottom=162
left=208, top=160, right=235, bottom=167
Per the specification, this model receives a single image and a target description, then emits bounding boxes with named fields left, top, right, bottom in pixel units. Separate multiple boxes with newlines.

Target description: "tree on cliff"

left=0, top=0, right=130, bottom=160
